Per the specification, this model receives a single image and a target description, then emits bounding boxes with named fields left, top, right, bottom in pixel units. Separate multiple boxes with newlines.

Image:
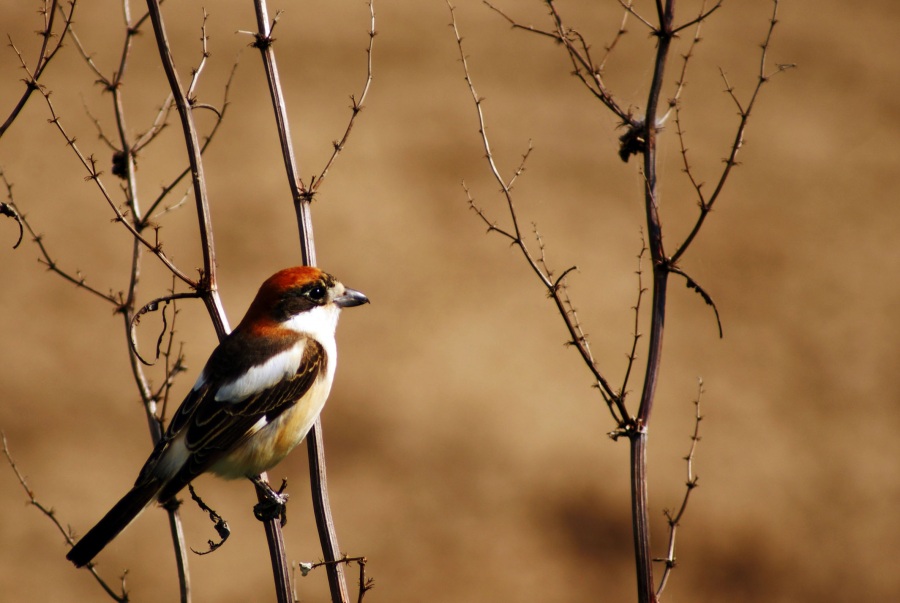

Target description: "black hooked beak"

left=334, top=287, right=369, bottom=308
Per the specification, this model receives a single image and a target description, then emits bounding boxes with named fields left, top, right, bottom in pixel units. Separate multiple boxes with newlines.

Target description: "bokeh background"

left=2, top=1, right=898, bottom=601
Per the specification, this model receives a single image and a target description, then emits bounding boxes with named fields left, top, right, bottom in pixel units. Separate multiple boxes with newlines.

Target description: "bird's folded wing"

left=154, top=341, right=325, bottom=501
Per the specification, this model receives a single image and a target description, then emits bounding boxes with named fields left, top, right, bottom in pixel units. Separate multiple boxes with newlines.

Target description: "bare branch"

left=36, top=85, right=196, bottom=287
left=301, top=555, right=375, bottom=603
left=8, top=198, right=122, bottom=305
left=3, top=432, right=128, bottom=602
left=145, top=0, right=228, bottom=338
left=672, top=1, right=722, bottom=35
left=249, top=1, right=312, bottom=257
left=130, top=292, right=202, bottom=366
left=599, top=2, right=632, bottom=73
left=674, top=104, right=705, bottom=206
left=671, top=0, right=791, bottom=264
left=132, top=93, right=174, bottom=153
left=450, top=1, right=626, bottom=420
left=654, top=381, right=704, bottom=596
left=617, top=0, right=654, bottom=31
left=249, top=2, right=379, bottom=601
left=620, top=239, right=647, bottom=398
left=485, top=1, right=636, bottom=125
left=0, top=0, right=77, bottom=140
left=186, top=11, right=211, bottom=103
left=310, top=0, right=376, bottom=193
left=454, top=2, right=787, bottom=603
left=668, top=265, right=723, bottom=338
left=0, top=169, right=24, bottom=248
left=143, top=58, right=239, bottom=223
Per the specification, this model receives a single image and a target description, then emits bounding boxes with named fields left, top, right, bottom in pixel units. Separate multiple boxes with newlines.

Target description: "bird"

left=66, top=266, right=368, bottom=568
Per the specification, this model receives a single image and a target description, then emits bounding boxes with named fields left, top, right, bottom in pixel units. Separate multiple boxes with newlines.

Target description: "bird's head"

left=236, top=267, right=369, bottom=339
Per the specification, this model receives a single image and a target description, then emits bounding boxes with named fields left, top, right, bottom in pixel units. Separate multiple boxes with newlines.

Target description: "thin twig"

left=0, top=0, right=77, bottom=140
left=0, top=169, right=25, bottom=248
left=671, top=0, right=792, bottom=264
left=450, top=2, right=627, bottom=422
left=144, top=0, right=228, bottom=338
left=599, top=2, right=632, bottom=73
left=620, top=239, right=647, bottom=400
left=143, top=59, right=239, bottom=222
left=2, top=433, right=129, bottom=603
left=486, top=0, right=635, bottom=124
left=129, top=292, right=202, bottom=366
left=672, top=1, right=723, bottom=35
left=654, top=380, right=704, bottom=597
left=186, top=11, right=211, bottom=102
left=36, top=85, right=196, bottom=287
left=309, top=0, right=376, bottom=193
left=248, top=3, right=320, bottom=600
left=301, top=556, right=375, bottom=603
left=658, top=0, right=709, bottom=126
left=617, top=0, right=655, bottom=31
left=9, top=200, right=122, bottom=305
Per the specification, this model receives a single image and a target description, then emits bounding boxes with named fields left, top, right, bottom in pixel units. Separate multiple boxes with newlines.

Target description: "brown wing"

left=153, top=340, right=325, bottom=502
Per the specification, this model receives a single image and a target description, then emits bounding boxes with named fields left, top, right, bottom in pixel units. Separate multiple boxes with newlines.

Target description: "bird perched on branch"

left=66, top=266, right=368, bottom=568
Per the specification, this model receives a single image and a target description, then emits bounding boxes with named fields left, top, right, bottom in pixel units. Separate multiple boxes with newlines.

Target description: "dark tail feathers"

left=66, top=481, right=159, bottom=567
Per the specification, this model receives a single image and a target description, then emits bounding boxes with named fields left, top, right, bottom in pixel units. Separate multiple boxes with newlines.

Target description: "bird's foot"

left=250, top=476, right=289, bottom=526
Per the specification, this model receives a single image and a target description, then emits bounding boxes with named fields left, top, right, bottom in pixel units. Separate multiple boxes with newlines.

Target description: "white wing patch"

left=215, top=344, right=307, bottom=403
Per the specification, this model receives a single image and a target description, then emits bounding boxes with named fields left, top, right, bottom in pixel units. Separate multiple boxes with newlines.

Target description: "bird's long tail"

left=66, top=480, right=160, bottom=567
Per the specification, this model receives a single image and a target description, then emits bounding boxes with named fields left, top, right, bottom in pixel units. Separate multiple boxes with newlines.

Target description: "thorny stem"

left=248, top=3, right=320, bottom=601
left=53, top=3, right=196, bottom=597
left=310, top=0, right=375, bottom=194
left=627, top=0, right=678, bottom=597
left=36, top=85, right=195, bottom=286
left=3, top=433, right=129, bottom=603
left=454, top=1, right=784, bottom=602
left=144, top=0, right=228, bottom=339
left=251, top=1, right=314, bottom=264
left=670, top=0, right=790, bottom=265
left=450, top=5, right=628, bottom=424
left=620, top=241, right=648, bottom=398
left=655, top=380, right=703, bottom=597
left=0, top=0, right=77, bottom=140
left=303, top=556, right=375, bottom=603
left=249, top=2, right=376, bottom=601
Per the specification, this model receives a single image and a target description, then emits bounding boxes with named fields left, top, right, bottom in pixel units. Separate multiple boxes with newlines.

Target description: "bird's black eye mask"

left=274, top=276, right=336, bottom=320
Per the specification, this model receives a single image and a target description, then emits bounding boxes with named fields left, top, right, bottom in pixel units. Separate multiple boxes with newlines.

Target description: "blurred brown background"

left=2, top=1, right=898, bottom=601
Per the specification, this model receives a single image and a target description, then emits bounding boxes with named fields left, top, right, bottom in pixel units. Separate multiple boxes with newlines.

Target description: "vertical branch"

left=630, top=3, right=676, bottom=601
left=250, top=2, right=366, bottom=602
left=458, top=0, right=784, bottom=600
left=142, top=3, right=246, bottom=595
left=53, top=4, right=196, bottom=597
left=249, top=4, right=313, bottom=601
left=144, top=0, right=229, bottom=338
left=110, top=4, right=194, bottom=593
left=251, top=2, right=315, bottom=265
